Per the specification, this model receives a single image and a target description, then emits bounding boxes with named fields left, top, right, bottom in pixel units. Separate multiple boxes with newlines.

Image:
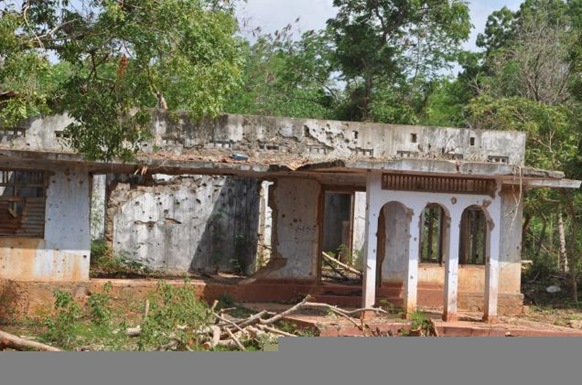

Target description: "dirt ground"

left=242, top=301, right=582, bottom=336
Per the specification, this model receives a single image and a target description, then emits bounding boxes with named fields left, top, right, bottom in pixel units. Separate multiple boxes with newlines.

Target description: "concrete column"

left=403, top=203, right=422, bottom=317
left=443, top=211, right=461, bottom=321
left=362, top=178, right=380, bottom=309
left=90, top=174, right=107, bottom=240
left=484, top=207, right=501, bottom=321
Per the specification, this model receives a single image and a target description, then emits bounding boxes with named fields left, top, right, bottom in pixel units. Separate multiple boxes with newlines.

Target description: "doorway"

left=319, top=189, right=362, bottom=285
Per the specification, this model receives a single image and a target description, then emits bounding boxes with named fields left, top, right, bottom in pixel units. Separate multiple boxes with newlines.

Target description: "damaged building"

left=1, top=111, right=580, bottom=321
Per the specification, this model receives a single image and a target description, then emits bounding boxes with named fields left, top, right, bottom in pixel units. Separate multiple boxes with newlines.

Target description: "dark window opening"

left=411, top=133, right=417, bottom=143
left=320, top=190, right=361, bottom=284
left=459, top=207, right=487, bottom=265
left=420, top=205, right=445, bottom=264
left=0, top=169, right=48, bottom=238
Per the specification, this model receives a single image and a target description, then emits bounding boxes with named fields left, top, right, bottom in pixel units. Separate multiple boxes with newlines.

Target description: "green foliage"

left=466, top=95, right=577, bottom=170
left=41, top=290, right=83, bottom=349
left=37, top=284, right=134, bottom=351
left=137, top=281, right=212, bottom=351
left=90, top=239, right=158, bottom=278
left=378, top=299, right=404, bottom=317
left=399, top=311, right=433, bottom=336
left=327, top=0, right=471, bottom=121
left=88, top=281, right=113, bottom=327
left=224, top=26, right=338, bottom=119
left=409, top=311, right=431, bottom=331
left=1, top=0, right=244, bottom=161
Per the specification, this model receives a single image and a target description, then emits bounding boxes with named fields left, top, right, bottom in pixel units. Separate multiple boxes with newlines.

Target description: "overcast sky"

left=237, top=0, right=524, bottom=51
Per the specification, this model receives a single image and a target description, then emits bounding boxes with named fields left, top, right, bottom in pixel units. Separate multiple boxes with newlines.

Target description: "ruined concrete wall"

left=266, top=178, right=320, bottom=279
left=105, top=174, right=260, bottom=274
left=498, top=187, right=523, bottom=294
left=380, top=202, right=409, bottom=282
left=0, top=166, right=91, bottom=281
left=0, top=114, right=73, bottom=151
left=153, top=113, right=526, bottom=165
left=2, top=112, right=526, bottom=166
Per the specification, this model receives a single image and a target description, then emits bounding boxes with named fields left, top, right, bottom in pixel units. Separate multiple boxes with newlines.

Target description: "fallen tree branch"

left=304, top=301, right=368, bottom=335
left=322, top=258, right=351, bottom=281
left=256, top=324, right=297, bottom=337
left=0, top=330, right=60, bottom=351
left=322, top=252, right=363, bottom=277
left=238, top=310, right=269, bottom=328
left=225, top=328, right=246, bottom=351
left=260, top=296, right=313, bottom=325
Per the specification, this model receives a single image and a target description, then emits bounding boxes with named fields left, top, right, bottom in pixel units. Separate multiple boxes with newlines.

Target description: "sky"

left=236, top=0, right=524, bottom=51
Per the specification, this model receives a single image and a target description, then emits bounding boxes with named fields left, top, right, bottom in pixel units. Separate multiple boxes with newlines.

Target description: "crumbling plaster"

left=105, top=174, right=260, bottom=274
left=154, top=113, right=526, bottom=165
left=2, top=112, right=526, bottom=168
left=265, top=178, right=320, bottom=279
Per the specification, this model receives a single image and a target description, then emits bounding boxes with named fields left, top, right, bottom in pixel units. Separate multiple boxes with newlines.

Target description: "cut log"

left=126, top=325, right=141, bottom=337
left=0, top=330, right=60, bottom=351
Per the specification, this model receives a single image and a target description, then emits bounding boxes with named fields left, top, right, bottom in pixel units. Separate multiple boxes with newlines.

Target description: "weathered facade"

left=1, top=111, right=580, bottom=320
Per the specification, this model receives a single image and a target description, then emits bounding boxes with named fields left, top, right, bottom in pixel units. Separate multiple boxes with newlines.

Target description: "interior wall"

left=0, top=166, right=91, bottom=281
left=265, top=178, right=320, bottom=279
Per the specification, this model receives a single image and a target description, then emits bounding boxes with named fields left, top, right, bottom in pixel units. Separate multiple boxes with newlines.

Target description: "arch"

left=376, top=201, right=410, bottom=288
left=459, top=205, right=490, bottom=265
left=419, top=203, right=451, bottom=265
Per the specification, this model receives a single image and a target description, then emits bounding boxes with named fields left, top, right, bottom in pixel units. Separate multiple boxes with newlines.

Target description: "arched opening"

left=376, top=201, right=410, bottom=291
left=456, top=205, right=490, bottom=312
left=459, top=206, right=488, bottom=265
left=420, top=204, right=449, bottom=265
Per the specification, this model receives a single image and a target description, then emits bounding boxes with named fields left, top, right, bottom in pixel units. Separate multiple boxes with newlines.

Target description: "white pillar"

left=362, top=178, right=379, bottom=309
left=403, top=203, right=422, bottom=317
left=90, top=174, right=107, bottom=240
left=443, top=211, right=461, bottom=321
left=484, top=208, right=501, bottom=321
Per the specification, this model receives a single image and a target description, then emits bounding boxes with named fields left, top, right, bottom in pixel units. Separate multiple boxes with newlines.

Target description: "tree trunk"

left=0, top=330, right=60, bottom=351
left=563, top=191, right=579, bottom=304
left=534, top=217, right=547, bottom=261
left=521, top=212, right=531, bottom=257
left=558, top=211, right=568, bottom=274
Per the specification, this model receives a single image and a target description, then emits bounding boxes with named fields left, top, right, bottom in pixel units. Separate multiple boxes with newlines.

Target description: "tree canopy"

left=0, top=0, right=244, bottom=161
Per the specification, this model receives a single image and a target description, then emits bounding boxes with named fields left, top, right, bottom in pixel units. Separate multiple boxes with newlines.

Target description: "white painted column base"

left=362, top=178, right=379, bottom=309
left=443, top=212, right=461, bottom=322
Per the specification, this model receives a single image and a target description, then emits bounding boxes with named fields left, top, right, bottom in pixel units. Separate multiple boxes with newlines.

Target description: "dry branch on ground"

left=0, top=330, right=61, bottom=351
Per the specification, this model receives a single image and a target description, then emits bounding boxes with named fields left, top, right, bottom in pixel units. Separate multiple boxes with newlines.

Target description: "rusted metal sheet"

left=0, top=169, right=47, bottom=238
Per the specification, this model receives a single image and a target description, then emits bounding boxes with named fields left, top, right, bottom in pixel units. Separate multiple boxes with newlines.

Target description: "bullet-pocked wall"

left=104, top=174, right=261, bottom=275
left=0, top=165, right=91, bottom=281
left=263, top=177, right=320, bottom=279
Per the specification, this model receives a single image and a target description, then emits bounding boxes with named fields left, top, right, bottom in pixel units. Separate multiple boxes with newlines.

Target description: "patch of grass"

left=36, top=286, right=136, bottom=351
left=215, top=295, right=255, bottom=319
left=137, top=281, right=212, bottom=351
left=378, top=298, right=404, bottom=318
left=89, top=240, right=163, bottom=279
left=399, top=311, right=433, bottom=336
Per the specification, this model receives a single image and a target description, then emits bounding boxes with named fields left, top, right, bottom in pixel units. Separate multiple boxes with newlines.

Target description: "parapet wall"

left=1, top=112, right=526, bottom=166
